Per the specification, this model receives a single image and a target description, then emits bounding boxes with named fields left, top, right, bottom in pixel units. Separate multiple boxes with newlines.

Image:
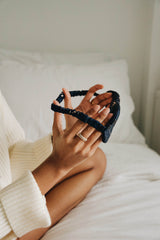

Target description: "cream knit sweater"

left=0, top=90, right=53, bottom=240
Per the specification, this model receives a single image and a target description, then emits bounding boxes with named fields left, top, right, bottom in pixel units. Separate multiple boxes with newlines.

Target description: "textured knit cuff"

left=0, top=201, right=12, bottom=239
left=33, top=133, right=53, bottom=163
left=1, top=231, right=17, bottom=240
left=0, top=170, right=51, bottom=238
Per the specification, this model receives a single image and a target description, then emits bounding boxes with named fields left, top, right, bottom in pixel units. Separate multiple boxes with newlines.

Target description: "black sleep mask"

left=51, top=90, right=120, bottom=143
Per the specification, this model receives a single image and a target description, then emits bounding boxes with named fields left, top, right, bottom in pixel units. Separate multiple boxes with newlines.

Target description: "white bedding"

left=42, top=143, right=160, bottom=240
left=0, top=50, right=159, bottom=239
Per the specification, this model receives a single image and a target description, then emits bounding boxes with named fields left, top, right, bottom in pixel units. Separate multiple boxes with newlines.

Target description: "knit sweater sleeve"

left=9, top=134, right=53, bottom=181
left=0, top=91, right=25, bottom=149
left=6, top=135, right=53, bottom=239
left=0, top=91, right=53, bottom=239
left=0, top=170, right=51, bottom=239
left=0, top=132, right=53, bottom=240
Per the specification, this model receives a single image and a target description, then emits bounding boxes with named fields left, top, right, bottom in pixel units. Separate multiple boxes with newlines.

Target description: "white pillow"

left=0, top=59, right=145, bottom=144
left=0, top=48, right=105, bottom=65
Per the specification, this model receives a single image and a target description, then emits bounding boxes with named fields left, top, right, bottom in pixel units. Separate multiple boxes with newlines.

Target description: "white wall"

left=141, top=0, right=160, bottom=145
left=151, top=90, right=160, bottom=153
left=0, top=0, right=156, bottom=143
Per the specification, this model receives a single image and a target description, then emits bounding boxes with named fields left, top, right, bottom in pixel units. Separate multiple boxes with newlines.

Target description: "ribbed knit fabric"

left=0, top=202, right=12, bottom=238
left=0, top=90, right=53, bottom=239
left=1, top=232, right=17, bottom=240
left=0, top=171, right=51, bottom=237
left=0, top=90, right=25, bottom=149
left=10, top=134, right=53, bottom=181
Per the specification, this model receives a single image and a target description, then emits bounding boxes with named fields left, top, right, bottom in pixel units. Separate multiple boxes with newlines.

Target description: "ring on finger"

left=76, top=132, right=88, bottom=142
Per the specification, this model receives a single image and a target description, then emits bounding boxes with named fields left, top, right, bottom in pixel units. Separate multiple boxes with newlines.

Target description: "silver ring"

left=76, top=133, right=87, bottom=142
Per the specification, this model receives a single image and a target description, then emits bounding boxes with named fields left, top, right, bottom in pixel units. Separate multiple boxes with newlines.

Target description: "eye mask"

left=51, top=90, right=120, bottom=143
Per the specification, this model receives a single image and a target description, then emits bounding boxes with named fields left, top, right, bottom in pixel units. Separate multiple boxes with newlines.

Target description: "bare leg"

left=18, top=148, right=107, bottom=240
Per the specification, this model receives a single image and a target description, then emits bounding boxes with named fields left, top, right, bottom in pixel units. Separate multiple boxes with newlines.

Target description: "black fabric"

left=51, top=90, right=120, bottom=143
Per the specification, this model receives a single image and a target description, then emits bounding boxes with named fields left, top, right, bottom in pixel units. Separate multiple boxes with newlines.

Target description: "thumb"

left=52, top=100, right=63, bottom=137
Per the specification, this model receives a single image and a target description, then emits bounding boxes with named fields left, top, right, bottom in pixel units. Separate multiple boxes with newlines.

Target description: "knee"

left=91, top=147, right=107, bottom=180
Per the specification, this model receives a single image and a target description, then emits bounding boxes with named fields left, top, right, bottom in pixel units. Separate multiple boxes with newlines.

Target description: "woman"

left=0, top=84, right=113, bottom=240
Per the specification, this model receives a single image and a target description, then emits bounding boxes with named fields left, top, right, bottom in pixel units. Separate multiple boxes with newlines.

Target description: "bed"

left=43, top=143, right=160, bottom=240
left=0, top=50, right=160, bottom=240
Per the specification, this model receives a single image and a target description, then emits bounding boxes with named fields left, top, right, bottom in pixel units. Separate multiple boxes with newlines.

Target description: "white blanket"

left=42, top=143, right=160, bottom=240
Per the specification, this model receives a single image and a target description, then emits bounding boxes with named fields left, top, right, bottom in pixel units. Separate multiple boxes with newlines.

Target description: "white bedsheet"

left=42, top=143, right=160, bottom=240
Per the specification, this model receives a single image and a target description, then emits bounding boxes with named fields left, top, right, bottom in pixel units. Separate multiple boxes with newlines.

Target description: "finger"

left=91, top=92, right=112, bottom=105
left=52, top=100, right=63, bottom=136
left=62, top=88, right=73, bottom=109
left=102, top=113, right=113, bottom=126
left=62, top=88, right=74, bottom=128
left=98, top=97, right=112, bottom=107
left=89, top=98, right=112, bottom=117
left=81, top=84, right=104, bottom=103
left=78, top=108, right=110, bottom=141
left=88, top=113, right=113, bottom=147
left=67, top=105, right=101, bottom=138
left=90, top=138, right=102, bottom=153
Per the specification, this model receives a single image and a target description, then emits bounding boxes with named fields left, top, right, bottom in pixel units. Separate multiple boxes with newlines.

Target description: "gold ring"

left=76, top=133, right=87, bottom=142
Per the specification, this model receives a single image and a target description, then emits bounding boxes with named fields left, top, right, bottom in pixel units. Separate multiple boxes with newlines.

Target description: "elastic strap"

left=51, top=90, right=120, bottom=143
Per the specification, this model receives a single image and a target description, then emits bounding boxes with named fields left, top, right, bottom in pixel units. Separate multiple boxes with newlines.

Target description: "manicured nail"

left=53, top=100, right=59, bottom=105
left=108, top=113, right=113, bottom=119
left=104, top=108, right=110, bottom=114
left=94, top=105, right=101, bottom=111
left=92, top=99, right=97, bottom=104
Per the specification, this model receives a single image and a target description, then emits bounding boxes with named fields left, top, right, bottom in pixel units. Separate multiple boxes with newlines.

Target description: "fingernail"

left=53, top=100, right=60, bottom=105
left=104, top=108, right=110, bottom=114
left=97, top=105, right=101, bottom=110
left=94, top=105, right=100, bottom=111
left=92, top=99, right=97, bottom=104
left=109, top=113, right=113, bottom=119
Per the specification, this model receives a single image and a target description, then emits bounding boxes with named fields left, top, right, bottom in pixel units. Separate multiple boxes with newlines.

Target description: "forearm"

left=32, top=154, right=67, bottom=195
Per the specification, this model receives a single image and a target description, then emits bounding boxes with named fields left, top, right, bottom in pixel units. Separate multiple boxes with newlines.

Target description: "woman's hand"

left=51, top=100, right=113, bottom=173
left=62, top=84, right=112, bottom=129
left=33, top=85, right=113, bottom=195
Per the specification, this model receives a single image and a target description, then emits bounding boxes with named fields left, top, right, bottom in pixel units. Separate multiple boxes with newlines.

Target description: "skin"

left=18, top=84, right=113, bottom=240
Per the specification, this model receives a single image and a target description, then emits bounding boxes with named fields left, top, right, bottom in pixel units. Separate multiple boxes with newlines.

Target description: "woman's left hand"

left=61, top=84, right=113, bottom=129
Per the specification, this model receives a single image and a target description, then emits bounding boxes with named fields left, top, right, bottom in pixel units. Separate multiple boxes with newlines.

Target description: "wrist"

left=49, top=152, right=68, bottom=177
left=32, top=154, right=67, bottom=195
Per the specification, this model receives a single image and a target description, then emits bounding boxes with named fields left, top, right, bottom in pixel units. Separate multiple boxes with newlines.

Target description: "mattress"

left=42, top=142, right=160, bottom=240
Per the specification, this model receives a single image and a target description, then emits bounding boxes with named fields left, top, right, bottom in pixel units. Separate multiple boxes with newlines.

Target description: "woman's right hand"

left=51, top=101, right=112, bottom=173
